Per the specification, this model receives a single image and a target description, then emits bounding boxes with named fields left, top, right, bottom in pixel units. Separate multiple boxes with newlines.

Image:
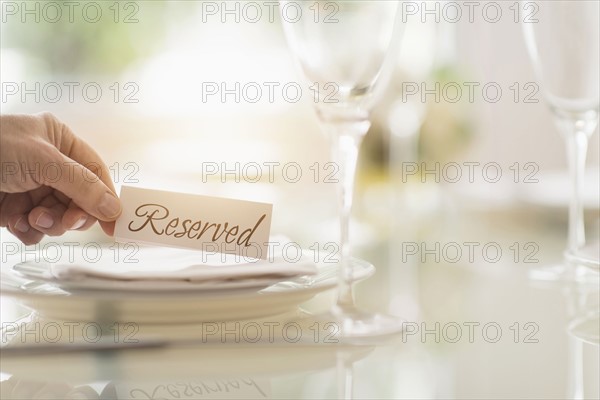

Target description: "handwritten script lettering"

left=127, top=204, right=266, bottom=247
left=115, top=187, right=272, bottom=259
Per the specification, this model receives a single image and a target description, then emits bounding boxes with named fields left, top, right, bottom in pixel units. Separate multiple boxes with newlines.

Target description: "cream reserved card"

left=114, top=186, right=272, bottom=259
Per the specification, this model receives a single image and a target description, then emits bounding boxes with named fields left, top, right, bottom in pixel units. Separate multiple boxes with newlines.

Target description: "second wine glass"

left=522, top=0, right=600, bottom=276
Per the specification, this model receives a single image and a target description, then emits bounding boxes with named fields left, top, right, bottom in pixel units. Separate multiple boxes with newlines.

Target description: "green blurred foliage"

left=1, top=1, right=176, bottom=75
left=418, top=65, right=474, bottom=163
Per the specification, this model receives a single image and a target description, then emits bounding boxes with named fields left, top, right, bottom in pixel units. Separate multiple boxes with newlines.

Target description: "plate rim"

left=1, top=257, right=375, bottom=301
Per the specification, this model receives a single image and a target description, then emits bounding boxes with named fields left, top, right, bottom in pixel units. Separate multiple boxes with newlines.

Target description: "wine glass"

left=521, top=0, right=600, bottom=274
left=279, top=0, right=405, bottom=338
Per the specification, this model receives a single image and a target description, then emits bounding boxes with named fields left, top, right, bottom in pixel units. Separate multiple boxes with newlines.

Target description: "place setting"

left=0, top=194, right=386, bottom=349
left=1, top=185, right=375, bottom=325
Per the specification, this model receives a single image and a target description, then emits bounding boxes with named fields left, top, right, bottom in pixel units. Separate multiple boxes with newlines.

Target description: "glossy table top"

left=1, top=184, right=599, bottom=400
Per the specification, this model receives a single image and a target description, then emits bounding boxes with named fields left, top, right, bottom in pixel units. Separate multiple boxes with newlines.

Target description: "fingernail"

left=98, top=192, right=121, bottom=219
left=15, top=217, right=30, bottom=233
left=35, top=212, right=54, bottom=229
left=70, top=216, right=87, bottom=230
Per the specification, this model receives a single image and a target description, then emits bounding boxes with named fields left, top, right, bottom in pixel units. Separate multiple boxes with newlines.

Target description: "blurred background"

left=1, top=1, right=598, bottom=238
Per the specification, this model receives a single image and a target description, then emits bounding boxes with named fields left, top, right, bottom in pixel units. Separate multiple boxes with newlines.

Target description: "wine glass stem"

left=564, top=127, right=589, bottom=253
left=334, top=132, right=364, bottom=309
left=336, top=351, right=354, bottom=400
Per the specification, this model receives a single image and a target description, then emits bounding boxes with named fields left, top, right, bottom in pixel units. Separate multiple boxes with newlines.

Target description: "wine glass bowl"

left=280, top=0, right=405, bottom=338
left=280, top=1, right=402, bottom=113
left=522, top=1, right=599, bottom=114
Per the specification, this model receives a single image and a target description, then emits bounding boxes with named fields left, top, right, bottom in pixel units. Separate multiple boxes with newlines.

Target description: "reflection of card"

left=108, top=378, right=271, bottom=399
left=114, top=186, right=272, bottom=259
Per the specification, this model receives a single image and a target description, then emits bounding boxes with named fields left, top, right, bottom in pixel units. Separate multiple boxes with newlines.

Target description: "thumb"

left=39, top=147, right=122, bottom=222
left=35, top=114, right=122, bottom=223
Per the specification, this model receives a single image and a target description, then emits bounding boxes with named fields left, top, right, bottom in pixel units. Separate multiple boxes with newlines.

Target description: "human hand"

left=0, top=112, right=122, bottom=244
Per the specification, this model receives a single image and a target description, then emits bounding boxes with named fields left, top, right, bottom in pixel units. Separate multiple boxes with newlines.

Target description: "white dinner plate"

left=10, top=244, right=318, bottom=293
left=1, top=254, right=374, bottom=324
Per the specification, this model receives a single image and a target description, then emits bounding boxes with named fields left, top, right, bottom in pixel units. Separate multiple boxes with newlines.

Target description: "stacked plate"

left=1, top=242, right=374, bottom=324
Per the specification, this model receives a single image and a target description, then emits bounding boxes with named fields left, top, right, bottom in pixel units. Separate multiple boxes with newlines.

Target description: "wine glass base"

left=528, top=251, right=599, bottom=286
left=527, top=242, right=599, bottom=283
left=316, top=304, right=405, bottom=343
left=565, top=242, right=600, bottom=272
left=568, top=312, right=600, bottom=346
left=528, top=263, right=599, bottom=284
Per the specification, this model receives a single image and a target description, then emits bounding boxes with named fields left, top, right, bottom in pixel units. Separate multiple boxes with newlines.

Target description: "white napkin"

left=49, top=241, right=317, bottom=283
